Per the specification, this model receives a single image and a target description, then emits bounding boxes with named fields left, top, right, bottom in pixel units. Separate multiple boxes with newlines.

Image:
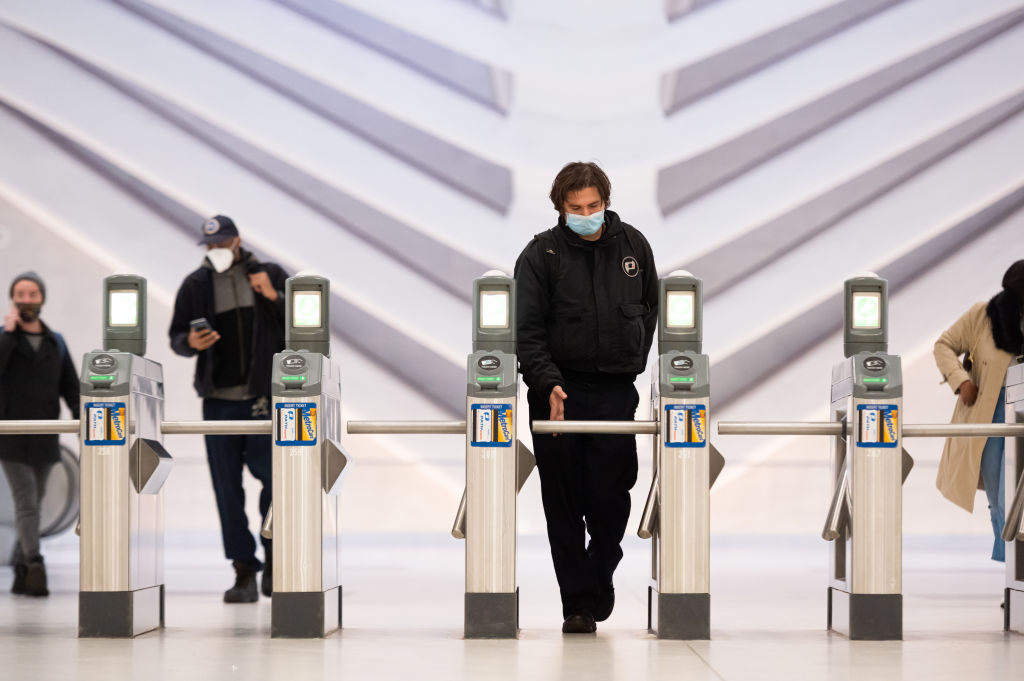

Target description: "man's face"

left=11, top=280, right=43, bottom=305
left=562, top=186, right=604, bottom=217
left=206, top=236, right=241, bottom=261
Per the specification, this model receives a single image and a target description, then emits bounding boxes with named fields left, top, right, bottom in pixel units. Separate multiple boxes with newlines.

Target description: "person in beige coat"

left=933, top=260, right=1024, bottom=562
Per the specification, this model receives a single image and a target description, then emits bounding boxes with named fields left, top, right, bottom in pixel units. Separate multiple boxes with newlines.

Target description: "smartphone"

left=190, top=317, right=212, bottom=333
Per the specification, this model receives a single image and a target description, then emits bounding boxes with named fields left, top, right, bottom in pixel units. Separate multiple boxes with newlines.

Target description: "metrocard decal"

left=276, top=402, right=318, bottom=446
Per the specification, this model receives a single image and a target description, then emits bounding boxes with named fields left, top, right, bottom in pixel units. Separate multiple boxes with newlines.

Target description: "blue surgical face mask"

left=565, top=210, right=605, bottom=236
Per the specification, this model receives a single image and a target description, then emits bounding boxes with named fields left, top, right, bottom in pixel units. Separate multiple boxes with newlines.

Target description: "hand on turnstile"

left=549, top=386, right=567, bottom=437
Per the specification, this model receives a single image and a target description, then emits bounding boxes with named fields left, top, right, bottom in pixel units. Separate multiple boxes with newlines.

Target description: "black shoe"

left=11, top=563, right=27, bottom=595
left=224, top=561, right=258, bottom=603
left=261, top=563, right=272, bottom=598
left=23, top=556, right=48, bottom=597
left=562, top=614, right=597, bottom=634
left=595, top=586, right=615, bottom=622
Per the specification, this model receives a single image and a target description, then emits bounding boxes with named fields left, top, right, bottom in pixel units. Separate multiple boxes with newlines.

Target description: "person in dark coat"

left=515, top=162, right=658, bottom=633
left=169, top=215, right=288, bottom=603
left=0, top=271, right=80, bottom=596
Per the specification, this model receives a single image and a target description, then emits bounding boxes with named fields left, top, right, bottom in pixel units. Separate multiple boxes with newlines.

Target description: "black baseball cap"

left=197, top=215, right=239, bottom=245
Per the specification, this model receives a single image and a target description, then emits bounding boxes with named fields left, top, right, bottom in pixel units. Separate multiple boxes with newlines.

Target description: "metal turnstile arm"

left=531, top=420, right=659, bottom=435
left=452, top=439, right=536, bottom=539
left=1002, top=468, right=1024, bottom=543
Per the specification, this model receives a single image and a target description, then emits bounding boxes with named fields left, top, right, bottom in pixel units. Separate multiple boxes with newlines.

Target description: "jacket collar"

left=987, top=289, right=1024, bottom=356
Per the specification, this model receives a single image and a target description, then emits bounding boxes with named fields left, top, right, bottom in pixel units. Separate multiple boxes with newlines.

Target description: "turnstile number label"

left=665, top=404, right=706, bottom=448
left=276, top=402, right=318, bottom=446
left=84, top=402, right=127, bottom=445
left=856, top=404, right=898, bottom=448
left=471, top=403, right=513, bottom=447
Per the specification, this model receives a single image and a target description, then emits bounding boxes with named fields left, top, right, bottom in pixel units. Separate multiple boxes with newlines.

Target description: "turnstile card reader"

left=270, top=275, right=348, bottom=638
left=827, top=274, right=906, bottom=640
left=1003, top=360, right=1024, bottom=633
left=79, top=275, right=172, bottom=638
left=642, top=271, right=722, bottom=640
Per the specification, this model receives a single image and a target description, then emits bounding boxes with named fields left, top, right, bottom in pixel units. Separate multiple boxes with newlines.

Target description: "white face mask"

left=206, top=248, right=234, bottom=273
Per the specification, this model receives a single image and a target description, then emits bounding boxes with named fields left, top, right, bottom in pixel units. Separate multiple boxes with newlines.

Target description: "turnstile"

left=0, top=273, right=352, bottom=639
left=78, top=275, right=173, bottom=637
left=347, top=271, right=535, bottom=639
left=264, top=275, right=349, bottom=638
left=534, top=271, right=724, bottom=639
left=719, top=274, right=1024, bottom=640
left=1003, top=360, right=1024, bottom=633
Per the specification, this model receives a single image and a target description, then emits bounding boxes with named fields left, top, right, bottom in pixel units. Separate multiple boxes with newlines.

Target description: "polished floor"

left=0, top=532, right=1019, bottom=681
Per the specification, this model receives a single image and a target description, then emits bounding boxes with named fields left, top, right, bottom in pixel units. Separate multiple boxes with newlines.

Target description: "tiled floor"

left=0, top=533, right=1019, bottom=680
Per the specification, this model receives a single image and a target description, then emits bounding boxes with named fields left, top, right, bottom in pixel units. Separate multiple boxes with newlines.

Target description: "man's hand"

left=958, top=379, right=978, bottom=407
left=249, top=271, right=278, bottom=301
left=548, top=385, right=567, bottom=436
left=188, top=327, right=220, bottom=351
left=4, top=305, right=19, bottom=333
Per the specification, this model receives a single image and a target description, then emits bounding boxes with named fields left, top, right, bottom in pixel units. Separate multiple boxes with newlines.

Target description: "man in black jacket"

left=0, top=271, right=80, bottom=597
left=515, top=162, right=658, bottom=634
left=169, top=215, right=288, bottom=603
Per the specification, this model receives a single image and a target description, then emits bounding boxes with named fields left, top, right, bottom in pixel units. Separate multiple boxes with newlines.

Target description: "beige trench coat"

left=933, top=302, right=1014, bottom=512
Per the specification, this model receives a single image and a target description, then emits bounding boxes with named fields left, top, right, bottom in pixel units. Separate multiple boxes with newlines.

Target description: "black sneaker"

left=224, top=561, right=258, bottom=603
left=23, top=556, right=49, bottom=597
left=261, top=562, right=272, bottom=598
left=562, top=613, right=597, bottom=634
left=10, top=562, right=27, bottom=595
left=595, top=585, right=615, bottom=622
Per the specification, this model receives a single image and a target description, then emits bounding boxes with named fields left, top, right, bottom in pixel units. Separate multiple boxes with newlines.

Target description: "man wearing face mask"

left=0, top=272, right=80, bottom=597
left=169, top=215, right=289, bottom=603
left=515, top=162, right=658, bottom=633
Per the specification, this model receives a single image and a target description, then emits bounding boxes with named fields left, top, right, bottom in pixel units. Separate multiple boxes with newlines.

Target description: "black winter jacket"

left=514, top=210, right=659, bottom=399
left=169, top=251, right=289, bottom=399
left=0, top=323, right=80, bottom=465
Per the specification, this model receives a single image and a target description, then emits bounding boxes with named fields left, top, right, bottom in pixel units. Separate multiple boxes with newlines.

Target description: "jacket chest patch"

left=622, top=256, right=639, bottom=278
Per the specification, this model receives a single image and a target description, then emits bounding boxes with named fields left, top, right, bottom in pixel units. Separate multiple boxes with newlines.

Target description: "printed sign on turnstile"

left=855, top=404, right=898, bottom=448
left=665, top=404, right=707, bottom=447
left=275, top=402, right=318, bottom=446
left=471, top=403, right=513, bottom=447
left=84, top=402, right=127, bottom=445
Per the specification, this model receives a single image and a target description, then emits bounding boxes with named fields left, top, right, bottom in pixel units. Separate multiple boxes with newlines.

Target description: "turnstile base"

left=1006, top=588, right=1024, bottom=633
left=828, top=588, right=901, bottom=640
left=79, top=584, right=164, bottom=638
left=648, top=587, right=710, bottom=640
left=271, top=587, right=342, bottom=638
left=465, top=589, right=518, bottom=639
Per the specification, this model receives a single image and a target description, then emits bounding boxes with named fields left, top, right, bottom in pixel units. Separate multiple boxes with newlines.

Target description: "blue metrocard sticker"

left=471, top=403, right=513, bottom=447
left=856, top=404, right=898, bottom=448
left=84, top=402, right=127, bottom=445
left=665, top=404, right=707, bottom=448
left=275, top=402, right=318, bottom=446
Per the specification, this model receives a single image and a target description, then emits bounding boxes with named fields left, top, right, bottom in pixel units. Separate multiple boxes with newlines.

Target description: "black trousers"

left=528, top=380, right=639, bottom=619
left=202, top=398, right=272, bottom=571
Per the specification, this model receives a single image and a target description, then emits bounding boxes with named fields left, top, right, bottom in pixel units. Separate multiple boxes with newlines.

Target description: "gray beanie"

left=9, top=271, right=45, bottom=302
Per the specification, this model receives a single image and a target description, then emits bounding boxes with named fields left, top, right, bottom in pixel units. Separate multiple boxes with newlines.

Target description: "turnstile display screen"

left=293, top=291, right=322, bottom=328
left=666, top=290, right=695, bottom=329
left=108, top=290, right=139, bottom=327
left=851, top=292, right=881, bottom=329
left=479, top=291, right=509, bottom=329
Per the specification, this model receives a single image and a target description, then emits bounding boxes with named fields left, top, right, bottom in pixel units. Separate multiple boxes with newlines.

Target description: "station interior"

left=1, top=1, right=1024, bottom=679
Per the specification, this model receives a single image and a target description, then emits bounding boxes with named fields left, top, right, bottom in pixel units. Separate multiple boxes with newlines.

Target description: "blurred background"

left=0, top=0, right=1022, bottom=592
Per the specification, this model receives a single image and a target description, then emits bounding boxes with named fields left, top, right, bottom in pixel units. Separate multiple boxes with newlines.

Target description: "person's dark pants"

left=528, top=379, right=639, bottom=619
left=202, top=398, right=272, bottom=571
left=1, top=460, right=52, bottom=563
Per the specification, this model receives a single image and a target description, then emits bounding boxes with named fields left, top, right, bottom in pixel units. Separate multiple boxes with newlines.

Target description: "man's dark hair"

left=549, top=162, right=611, bottom=214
